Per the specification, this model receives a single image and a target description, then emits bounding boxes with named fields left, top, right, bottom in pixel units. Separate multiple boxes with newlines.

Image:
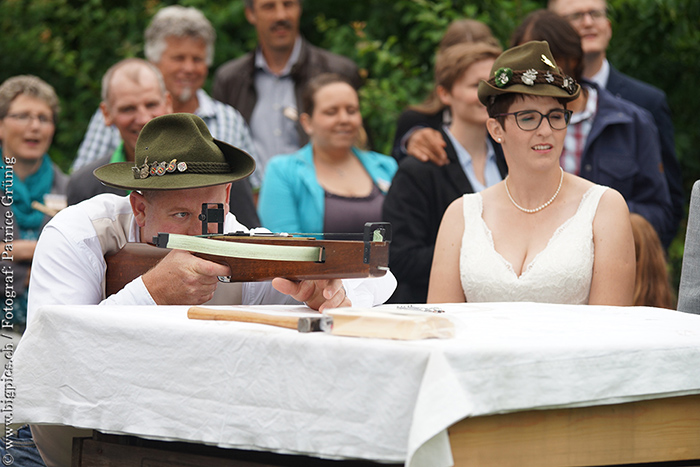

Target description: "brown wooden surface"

left=105, top=237, right=389, bottom=297
left=71, top=395, right=700, bottom=467
left=72, top=432, right=402, bottom=467
left=448, top=394, right=700, bottom=467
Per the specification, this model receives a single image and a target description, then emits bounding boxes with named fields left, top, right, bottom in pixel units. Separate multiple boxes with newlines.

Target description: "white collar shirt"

left=589, top=58, right=610, bottom=90
left=443, top=127, right=502, bottom=192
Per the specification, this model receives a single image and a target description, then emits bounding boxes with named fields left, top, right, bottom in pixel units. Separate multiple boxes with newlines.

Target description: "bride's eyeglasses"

left=494, top=109, right=573, bottom=131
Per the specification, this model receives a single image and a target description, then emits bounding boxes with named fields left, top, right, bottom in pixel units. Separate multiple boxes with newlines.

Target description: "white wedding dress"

left=459, top=185, right=608, bottom=304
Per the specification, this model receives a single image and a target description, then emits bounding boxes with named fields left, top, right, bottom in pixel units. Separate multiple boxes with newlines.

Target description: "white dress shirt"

left=589, top=58, right=611, bottom=90
left=27, top=194, right=396, bottom=324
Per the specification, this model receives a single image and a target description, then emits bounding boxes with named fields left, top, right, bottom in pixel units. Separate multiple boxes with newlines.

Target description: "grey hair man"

left=71, top=6, right=262, bottom=226
left=143, top=5, right=214, bottom=113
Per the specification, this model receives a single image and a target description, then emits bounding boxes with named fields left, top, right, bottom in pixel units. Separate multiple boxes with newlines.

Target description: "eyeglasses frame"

left=494, top=109, right=573, bottom=131
left=564, top=8, right=608, bottom=23
left=4, top=112, right=55, bottom=126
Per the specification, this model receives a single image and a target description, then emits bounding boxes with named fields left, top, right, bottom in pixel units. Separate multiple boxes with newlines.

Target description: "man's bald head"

left=101, top=58, right=167, bottom=105
left=99, top=58, right=172, bottom=160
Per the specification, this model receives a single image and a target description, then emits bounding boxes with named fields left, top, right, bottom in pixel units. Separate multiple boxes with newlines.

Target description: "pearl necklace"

left=504, top=167, right=564, bottom=214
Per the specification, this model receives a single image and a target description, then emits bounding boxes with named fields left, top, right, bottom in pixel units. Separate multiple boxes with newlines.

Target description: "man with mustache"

left=71, top=6, right=260, bottom=227
left=213, top=0, right=362, bottom=183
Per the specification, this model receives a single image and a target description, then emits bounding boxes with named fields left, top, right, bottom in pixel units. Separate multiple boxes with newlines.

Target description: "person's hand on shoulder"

left=272, top=278, right=350, bottom=312
left=406, top=128, right=448, bottom=165
left=142, top=249, right=231, bottom=305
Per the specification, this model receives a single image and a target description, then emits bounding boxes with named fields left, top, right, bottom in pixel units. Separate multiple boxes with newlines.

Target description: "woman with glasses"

left=427, top=41, right=635, bottom=305
left=0, top=75, right=68, bottom=329
left=511, top=9, right=674, bottom=248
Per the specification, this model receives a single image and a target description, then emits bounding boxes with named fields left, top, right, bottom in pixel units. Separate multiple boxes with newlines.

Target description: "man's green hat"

left=94, top=113, right=255, bottom=190
left=478, top=40, right=580, bottom=105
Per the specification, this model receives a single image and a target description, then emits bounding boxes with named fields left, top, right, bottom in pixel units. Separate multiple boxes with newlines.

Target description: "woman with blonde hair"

left=391, top=19, right=500, bottom=162
left=409, top=19, right=501, bottom=118
left=383, top=41, right=504, bottom=303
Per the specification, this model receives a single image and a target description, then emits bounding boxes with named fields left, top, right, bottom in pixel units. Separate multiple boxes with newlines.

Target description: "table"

left=12, top=302, right=700, bottom=466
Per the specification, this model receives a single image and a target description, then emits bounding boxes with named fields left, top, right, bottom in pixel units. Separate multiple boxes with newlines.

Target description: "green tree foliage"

left=0, top=0, right=157, bottom=168
left=300, top=0, right=539, bottom=154
left=1, top=0, right=697, bottom=283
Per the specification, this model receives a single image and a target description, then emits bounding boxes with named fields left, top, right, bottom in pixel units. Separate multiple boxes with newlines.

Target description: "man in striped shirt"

left=72, top=6, right=261, bottom=226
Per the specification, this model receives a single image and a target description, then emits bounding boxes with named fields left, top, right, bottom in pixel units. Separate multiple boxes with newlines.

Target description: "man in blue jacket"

left=549, top=0, right=682, bottom=247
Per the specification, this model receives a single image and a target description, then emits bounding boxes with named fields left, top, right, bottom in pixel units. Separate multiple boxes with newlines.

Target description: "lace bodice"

left=460, top=185, right=608, bottom=304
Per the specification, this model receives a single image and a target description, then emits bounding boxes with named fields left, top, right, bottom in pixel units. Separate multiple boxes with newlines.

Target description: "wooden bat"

left=187, top=306, right=326, bottom=332
left=187, top=305, right=455, bottom=340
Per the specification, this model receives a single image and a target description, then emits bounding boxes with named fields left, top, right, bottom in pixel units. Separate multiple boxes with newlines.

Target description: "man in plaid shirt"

left=71, top=6, right=262, bottom=227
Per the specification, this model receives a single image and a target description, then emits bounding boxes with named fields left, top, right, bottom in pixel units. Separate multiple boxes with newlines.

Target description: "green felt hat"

left=478, top=40, right=580, bottom=105
left=94, top=113, right=255, bottom=191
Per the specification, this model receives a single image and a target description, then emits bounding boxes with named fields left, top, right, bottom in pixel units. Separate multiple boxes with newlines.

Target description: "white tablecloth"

left=13, top=302, right=700, bottom=467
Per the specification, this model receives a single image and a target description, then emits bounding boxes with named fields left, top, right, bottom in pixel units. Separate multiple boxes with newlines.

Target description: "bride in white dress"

left=427, top=41, right=635, bottom=305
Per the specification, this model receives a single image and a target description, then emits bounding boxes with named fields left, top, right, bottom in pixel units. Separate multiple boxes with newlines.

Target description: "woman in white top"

left=427, top=41, right=635, bottom=305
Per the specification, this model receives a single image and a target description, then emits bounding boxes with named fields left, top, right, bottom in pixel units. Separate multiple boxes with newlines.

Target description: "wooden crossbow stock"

left=104, top=204, right=391, bottom=297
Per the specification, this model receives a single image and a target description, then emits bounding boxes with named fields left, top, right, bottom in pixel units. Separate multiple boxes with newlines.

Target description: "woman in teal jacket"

left=258, top=73, right=397, bottom=234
